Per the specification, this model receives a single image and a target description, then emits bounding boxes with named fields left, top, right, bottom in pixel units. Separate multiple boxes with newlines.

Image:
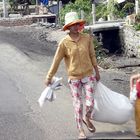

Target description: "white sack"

left=38, top=77, right=62, bottom=107
left=92, top=82, right=133, bottom=124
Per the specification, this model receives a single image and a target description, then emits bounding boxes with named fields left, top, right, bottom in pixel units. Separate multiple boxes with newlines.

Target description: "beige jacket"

left=46, top=33, right=97, bottom=81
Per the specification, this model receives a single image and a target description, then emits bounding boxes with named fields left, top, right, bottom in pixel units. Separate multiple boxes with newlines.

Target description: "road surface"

left=0, top=26, right=139, bottom=139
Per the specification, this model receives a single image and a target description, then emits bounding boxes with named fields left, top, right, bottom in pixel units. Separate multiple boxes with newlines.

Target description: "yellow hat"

left=63, top=12, right=86, bottom=31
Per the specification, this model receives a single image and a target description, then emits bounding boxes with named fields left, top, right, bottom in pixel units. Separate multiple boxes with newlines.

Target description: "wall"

left=0, top=15, right=56, bottom=26
left=0, top=17, right=33, bottom=27
left=120, top=25, right=140, bottom=58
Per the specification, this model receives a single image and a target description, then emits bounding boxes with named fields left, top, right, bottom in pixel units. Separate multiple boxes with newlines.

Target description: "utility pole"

left=91, top=0, right=96, bottom=24
left=135, top=0, right=139, bottom=14
left=57, top=0, right=62, bottom=25
left=57, top=0, right=59, bottom=25
left=2, top=0, right=8, bottom=18
left=36, top=0, right=38, bottom=5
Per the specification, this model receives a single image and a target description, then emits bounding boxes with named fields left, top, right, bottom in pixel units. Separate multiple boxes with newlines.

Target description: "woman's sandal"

left=83, top=119, right=96, bottom=133
left=136, top=133, right=140, bottom=137
left=78, top=129, right=87, bottom=140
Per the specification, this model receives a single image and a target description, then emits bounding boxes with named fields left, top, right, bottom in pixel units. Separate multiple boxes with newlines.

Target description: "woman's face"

left=68, top=23, right=80, bottom=33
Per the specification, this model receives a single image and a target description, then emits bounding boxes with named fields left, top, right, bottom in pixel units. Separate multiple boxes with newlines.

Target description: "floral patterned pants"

left=69, top=75, right=96, bottom=129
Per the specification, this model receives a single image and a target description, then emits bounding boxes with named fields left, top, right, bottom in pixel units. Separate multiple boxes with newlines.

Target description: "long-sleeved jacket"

left=46, top=32, right=97, bottom=81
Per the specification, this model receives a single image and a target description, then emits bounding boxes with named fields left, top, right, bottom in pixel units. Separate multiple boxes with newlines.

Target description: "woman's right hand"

left=44, top=79, right=51, bottom=86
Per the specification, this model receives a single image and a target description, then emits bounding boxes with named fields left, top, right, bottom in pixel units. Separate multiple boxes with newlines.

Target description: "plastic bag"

left=92, top=82, right=133, bottom=124
left=130, top=85, right=137, bottom=105
left=38, top=77, right=62, bottom=107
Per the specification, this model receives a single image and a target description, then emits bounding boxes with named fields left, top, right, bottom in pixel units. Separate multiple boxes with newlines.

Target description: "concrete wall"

left=120, top=25, right=140, bottom=58
left=0, top=15, right=56, bottom=27
left=0, top=17, right=33, bottom=26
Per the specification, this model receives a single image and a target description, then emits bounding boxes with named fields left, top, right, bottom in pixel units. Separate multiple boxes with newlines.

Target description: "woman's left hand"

left=95, top=73, right=100, bottom=81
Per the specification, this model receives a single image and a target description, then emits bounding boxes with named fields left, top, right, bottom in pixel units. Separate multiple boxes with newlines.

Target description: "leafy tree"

left=122, top=2, right=134, bottom=15
left=96, top=4, right=107, bottom=20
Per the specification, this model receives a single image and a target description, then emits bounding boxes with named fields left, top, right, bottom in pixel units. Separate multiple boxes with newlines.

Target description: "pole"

left=56, top=0, right=63, bottom=26
left=135, top=0, right=139, bottom=14
left=58, top=1, right=62, bottom=25
left=91, top=0, right=96, bottom=24
left=3, top=0, right=8, bottom=18
left=57, top=0, right=59, bottom=25
left=36, top=0, right=38, bottom=5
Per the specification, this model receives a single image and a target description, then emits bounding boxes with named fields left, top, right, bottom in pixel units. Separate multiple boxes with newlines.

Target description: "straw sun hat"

left=63, top=12, right=86, bottom=31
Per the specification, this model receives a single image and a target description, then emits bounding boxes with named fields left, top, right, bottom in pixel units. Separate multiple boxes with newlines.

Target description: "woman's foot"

left=136, top=132, right=140, bottom=137
left=78, top=128, right=87, bottom=140
left=83, top=116, right=96, bottom=133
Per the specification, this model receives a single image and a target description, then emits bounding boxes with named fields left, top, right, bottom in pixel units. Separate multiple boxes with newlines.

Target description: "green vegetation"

left=96, top=4, right=108, bottom=20
left=122, top=2, right=135, bottom=14
left=60, top=0, right=136, bottom=24
left=133, top=14, right=140, bottom=31
left=133, top=23, right=140, bottom=31
left=83, top=29, right=107, bottom=61
left=60, top=0, right=92, bottom=25
left=96, top=0, right=135, bottom=19
left=30, top=0, right=36, bottom=5
left=93, top=36, right=107, bottom=62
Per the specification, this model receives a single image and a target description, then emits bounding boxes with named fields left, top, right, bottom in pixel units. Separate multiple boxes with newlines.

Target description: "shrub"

left=122, top=2, right=135, bottom=15
left=96, top=4, right=108, bottom=20
left=133, top=23, right=140, bottom=31
left=83, top=29, right=107, bottom=61
left=133, top=14, right=140, bottom=30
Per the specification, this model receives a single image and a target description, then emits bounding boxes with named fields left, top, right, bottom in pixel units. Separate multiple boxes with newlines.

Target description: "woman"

left=45, top=12, right=100, bottom=139
left=130, top=73, right=140, bottom=137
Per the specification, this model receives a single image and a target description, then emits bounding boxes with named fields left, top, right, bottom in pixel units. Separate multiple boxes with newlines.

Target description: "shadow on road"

left=87, top=130, right=138, bottom=139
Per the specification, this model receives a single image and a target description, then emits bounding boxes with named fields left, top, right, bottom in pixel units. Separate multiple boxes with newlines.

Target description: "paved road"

left=0, top=69, right=46, bottom=140
left=0, top=26, right=139, bottom=139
